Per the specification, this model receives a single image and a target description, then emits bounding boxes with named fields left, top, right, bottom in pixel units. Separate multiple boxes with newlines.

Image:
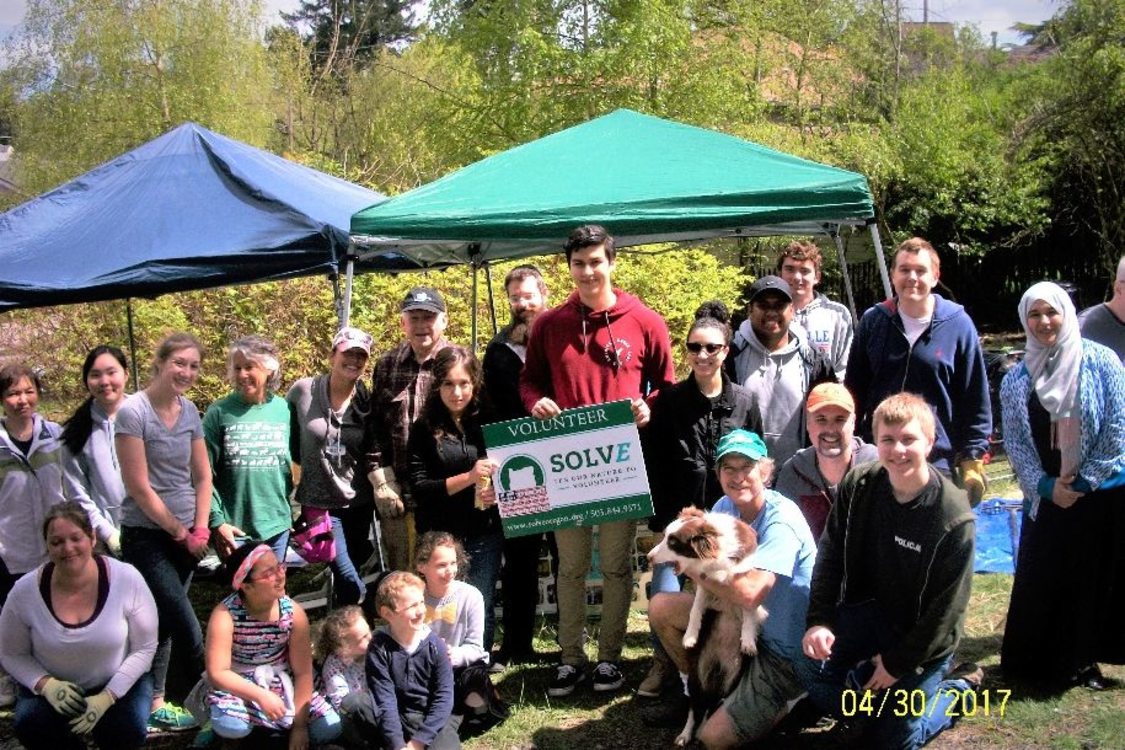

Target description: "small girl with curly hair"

left=316, top=605, right=379, bottom=747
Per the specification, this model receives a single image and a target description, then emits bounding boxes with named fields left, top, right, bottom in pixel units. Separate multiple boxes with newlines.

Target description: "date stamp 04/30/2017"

left=841, top=688, right=1012, bottom=719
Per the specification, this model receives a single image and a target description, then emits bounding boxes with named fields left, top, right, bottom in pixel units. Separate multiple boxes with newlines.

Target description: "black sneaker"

left=947, top=661, right=984, bottom=691
left=548, top=664, right=587, bottom=697
left=591, top=661, right=624, bottom=692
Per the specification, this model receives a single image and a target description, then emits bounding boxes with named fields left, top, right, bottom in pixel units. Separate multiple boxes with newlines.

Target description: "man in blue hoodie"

left=844, top=238, right=990, bottom=504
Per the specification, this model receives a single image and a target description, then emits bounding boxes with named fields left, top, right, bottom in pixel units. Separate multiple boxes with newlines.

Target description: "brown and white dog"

left=648, top=507, right=768, bottom=747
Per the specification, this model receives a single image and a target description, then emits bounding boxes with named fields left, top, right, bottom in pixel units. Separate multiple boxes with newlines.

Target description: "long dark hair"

left=62, top=346, right=128, bottom=455
left=420, top=345, right=485, bottom=438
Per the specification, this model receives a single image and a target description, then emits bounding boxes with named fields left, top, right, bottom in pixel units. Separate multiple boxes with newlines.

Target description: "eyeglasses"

left=250, top=564, right=286, bottom=582
left=686, top=342, right=725, bottom=355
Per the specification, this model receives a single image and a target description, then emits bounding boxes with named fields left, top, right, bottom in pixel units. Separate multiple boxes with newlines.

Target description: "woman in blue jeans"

left=407, top=345, right=503, bottom=652
left=286, top=327, right=378, bottom=607
left=116, top=332, right=212, bottom=731
left=0, top=502, right=157, bottom=749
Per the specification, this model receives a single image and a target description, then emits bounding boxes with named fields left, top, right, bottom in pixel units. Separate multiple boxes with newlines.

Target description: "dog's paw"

left=674, top=731, right=692, bottom=747
left=740, top=639, right=759, bottom=656
left=682, top=633, right=698, bottom=650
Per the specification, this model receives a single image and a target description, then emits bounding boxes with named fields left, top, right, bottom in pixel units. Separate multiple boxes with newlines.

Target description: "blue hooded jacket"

left=844, top=294, right=991, bottom=471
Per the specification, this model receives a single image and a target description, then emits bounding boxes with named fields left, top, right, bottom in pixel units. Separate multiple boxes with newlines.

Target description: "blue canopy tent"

left=0, top=122, right=412, bottom=316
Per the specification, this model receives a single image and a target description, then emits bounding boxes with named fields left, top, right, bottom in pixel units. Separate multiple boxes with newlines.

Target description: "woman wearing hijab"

left=1000, top=281, right=1125, bottom=690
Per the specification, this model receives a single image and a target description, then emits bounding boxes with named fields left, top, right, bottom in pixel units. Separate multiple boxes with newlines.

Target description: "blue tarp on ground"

left=975, top=498, right=1025, bottom=574
left=0, top=123, right=407, bottom=312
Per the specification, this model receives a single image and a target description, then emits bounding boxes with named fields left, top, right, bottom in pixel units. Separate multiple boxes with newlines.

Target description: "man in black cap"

left=727, top=275, right=835, bottom=466
left=370, top=286, right=450, bottom=570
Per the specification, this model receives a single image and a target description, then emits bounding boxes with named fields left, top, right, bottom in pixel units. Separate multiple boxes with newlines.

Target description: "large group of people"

left=0, top=227, right=1120, bottom=749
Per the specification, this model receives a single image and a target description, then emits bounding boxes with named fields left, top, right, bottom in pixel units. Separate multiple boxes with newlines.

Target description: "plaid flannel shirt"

left=371, top=339, right=450, bottom=509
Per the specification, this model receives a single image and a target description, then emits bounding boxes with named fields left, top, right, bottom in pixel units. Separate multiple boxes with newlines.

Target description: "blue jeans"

left=210, top=702, right=342, bottom=743
left=265, top=529, right=290, bottom=566
left=232, top=531, right=290, bottom=568
left=14, top=673, right=153, bottom=750
left=648, top=561, right=682, bottom=654
left=327, top=511, right=366, bottom=606
left=465, top=531, right=504, bottom=652
left=122, top=526, right=203, bottom=701
left=794, top=602, right=969, bottom=750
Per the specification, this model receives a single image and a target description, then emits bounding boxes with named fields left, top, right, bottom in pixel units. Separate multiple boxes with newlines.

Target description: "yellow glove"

left=69, top=689, right=115, bottom=734
left=959, top=459, right=986, bottom=507
left=39, top=676, right=85, bottom=716
left=369, top=467, right=405, bottom=519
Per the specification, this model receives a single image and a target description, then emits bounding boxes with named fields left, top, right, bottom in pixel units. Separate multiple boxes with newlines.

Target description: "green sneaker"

left=148, top=702, right=199, bottom=732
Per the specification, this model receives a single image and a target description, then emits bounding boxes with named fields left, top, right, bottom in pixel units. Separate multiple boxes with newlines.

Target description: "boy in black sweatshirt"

left=796, top=392, right=978, bottom=749
left=366, top=572, right=460, bottom=750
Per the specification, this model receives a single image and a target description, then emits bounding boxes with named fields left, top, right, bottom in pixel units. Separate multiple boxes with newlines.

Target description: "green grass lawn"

left=465, top=574, right=1124, bottom=750
left=2, top=460, right=1119, bottom=748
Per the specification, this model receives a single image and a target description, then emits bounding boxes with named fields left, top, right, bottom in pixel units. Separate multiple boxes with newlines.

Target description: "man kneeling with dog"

left=648, top=430, right=818, bottom=748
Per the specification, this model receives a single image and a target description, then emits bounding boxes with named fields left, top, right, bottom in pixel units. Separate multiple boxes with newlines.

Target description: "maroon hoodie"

left=520, top=289, right=675, bottom=412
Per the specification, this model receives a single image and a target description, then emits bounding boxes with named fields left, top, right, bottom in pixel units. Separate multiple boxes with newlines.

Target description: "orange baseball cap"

left=806, top=382, right=855, bottom=413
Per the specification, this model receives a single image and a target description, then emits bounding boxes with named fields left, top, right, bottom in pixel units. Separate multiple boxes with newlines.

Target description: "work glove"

left=39, top=676, right=85, bottom=717
left=69, top=689, right=115, bottom=734
left=174, top=526, right=209, bottom=559
left=106, top=529, right=122, bottom=557
left=959, top=459, right=986, bottom=507
left=370, top=467, right=405, bottom=519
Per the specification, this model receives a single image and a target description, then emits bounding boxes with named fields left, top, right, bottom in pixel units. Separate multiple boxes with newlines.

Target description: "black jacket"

left=806, top=461, right=975, bottom=677
left=644, top=375, right=763, bottom=531
left=406, top=417, right=501, bottom=540
left=482, top=325, right=529, bottom=422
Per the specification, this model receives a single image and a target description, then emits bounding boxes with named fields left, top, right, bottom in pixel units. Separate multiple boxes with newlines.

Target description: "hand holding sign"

left=483, top=400, right=653, bottom=537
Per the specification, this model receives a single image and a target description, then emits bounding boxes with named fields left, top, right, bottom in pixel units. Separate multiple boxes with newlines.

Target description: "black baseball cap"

left=748, top=275, right=793, bottom=303
left=401, top=287, right=446, bottom=314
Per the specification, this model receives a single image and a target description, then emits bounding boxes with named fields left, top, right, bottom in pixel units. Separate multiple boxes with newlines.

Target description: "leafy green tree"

left=283, top=0, right=419, bottom=74
left=882, top=62, right=1051, bottom=254
left=3, top=0, right=275, bottom=195
left=1016, top=0, right=1125, bottom=270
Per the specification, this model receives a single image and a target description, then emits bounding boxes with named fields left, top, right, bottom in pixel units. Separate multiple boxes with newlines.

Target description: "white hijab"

left=1018, top=281, right=1082, bottom=476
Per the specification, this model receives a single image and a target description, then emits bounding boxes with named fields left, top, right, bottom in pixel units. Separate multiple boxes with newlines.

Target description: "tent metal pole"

left=125, top=299, right=140, bottom=392
left=484, top=263, right=498, bottom=337
left=471, top=263, right=479, bottom=353
left=869, top=223, right=893, bottom=299
left=340, top=253, right=356, bottom=329
left=832, top=230, right=859, bottom=324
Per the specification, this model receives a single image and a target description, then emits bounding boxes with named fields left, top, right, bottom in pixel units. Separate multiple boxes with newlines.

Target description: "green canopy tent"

left=348, top=109, right=890, bottom=336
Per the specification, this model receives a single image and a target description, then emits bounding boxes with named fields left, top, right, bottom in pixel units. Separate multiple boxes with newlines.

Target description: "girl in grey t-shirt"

left=116, top=332, right=212, bottom=731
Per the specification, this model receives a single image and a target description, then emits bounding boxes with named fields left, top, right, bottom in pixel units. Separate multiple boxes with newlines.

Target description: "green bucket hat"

left=715, top=429, right=768, bottom=464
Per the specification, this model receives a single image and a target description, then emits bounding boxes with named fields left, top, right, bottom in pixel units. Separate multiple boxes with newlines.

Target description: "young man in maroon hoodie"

left=520, top=224, right=676, bottom=696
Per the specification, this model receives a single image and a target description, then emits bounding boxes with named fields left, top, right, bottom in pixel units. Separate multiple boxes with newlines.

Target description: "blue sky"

left=1, top=0, right=1059, bottom=49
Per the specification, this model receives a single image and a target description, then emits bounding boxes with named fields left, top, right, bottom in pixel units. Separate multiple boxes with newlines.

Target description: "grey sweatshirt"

left=64, top=399, right=128, bottom=543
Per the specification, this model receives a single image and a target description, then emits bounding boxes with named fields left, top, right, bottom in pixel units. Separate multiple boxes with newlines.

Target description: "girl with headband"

left=203, top=543, right=340, bottom=747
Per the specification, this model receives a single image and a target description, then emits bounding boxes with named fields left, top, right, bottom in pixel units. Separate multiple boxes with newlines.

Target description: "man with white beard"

left=773, top=383, right=876, bottom=540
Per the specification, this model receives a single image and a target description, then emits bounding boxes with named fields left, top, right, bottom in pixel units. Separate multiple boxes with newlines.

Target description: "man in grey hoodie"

left=773, top=382, right=877, bottom=540
left=727, top=276, right=835, bottom=467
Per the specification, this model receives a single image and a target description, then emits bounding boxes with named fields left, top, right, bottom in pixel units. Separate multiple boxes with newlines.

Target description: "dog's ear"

left=690, top=526, right=720, bottom=560
left=677, top=507, right=704, bottom=521
left=733, top=521, right=758, bottom=558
